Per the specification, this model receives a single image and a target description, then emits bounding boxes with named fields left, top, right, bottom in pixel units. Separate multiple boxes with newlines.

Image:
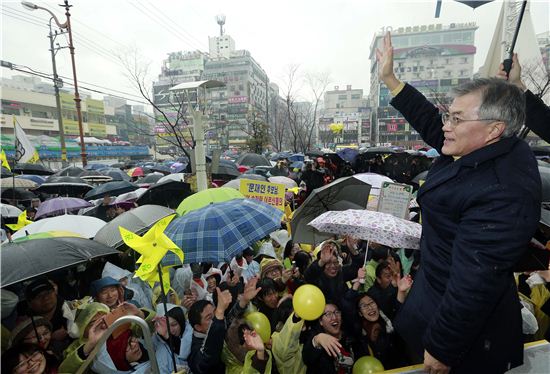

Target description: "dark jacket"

left=366, top=283, right=398, bottom=320
left=302, top=330, right=356, bottom=374
left=524, top=90, right=550, bottom=143
left=391, top=84, right=541, bottom=373
left=304, top=260, right=358, bottom=302
left=188, top=317, right=226, bottom=374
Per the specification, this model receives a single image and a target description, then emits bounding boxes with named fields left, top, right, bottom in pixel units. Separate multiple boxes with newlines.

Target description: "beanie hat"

left=10, top=316, right=52, bottom=347
left=259, top=258, right=283, bottom=279
left=269, top=230, right=291, bottom=249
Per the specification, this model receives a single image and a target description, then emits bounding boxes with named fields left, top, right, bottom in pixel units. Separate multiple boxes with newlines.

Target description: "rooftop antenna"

left=216, top=14, right=226, bottom=36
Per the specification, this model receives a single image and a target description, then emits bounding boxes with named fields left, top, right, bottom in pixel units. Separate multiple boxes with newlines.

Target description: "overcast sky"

left=1, top=0, right=549, bottom=105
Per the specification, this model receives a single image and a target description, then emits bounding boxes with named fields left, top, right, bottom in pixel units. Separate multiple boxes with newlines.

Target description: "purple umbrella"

left=35, top=197, right=92, bottom=219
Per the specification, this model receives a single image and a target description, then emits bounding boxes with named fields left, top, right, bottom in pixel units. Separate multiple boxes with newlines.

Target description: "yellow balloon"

left=292, top=284, right=326, bottom=321
left=244, top=312, right=271, bottom=343
left=352, top=356, right=384, bottom=374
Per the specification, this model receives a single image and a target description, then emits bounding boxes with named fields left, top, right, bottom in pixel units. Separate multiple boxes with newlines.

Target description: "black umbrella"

left=291, top=176, right=372, bottom=244
left=1, top=237, right=119, bottom=287
left=150, top=165, right=172, bottom=175
left=361, top=146, right=397, bottom=155
left=13, top=163, right=54, bottom=175
left=213, top=159, right=240, bottom=179
left=84, top=181, right=138, bottom=200
left=136, top=181, right=192, bottom=209
left=53, top=166, right=85, bottom=177
left=0, top=188, right=37, bottom=201
left=412, top=170, right=430, bottom=185
left=1, top=167, right=13, bottom=178
left=137, top=173, right=164, bottom=186
left=236, top=153, right=271, bottom=167
left=79, top=170, right=113, bottom=183
left=539, top=166, right=550, bottom=202
left=35, top=176, right=93, bottom=196
left=94, top=205, right=175, bottom=248
left=99, top=168, right=130, bottom=181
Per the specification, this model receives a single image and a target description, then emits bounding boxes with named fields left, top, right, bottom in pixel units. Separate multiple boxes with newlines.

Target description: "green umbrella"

left=12, top=230, right=84, bottom=242
left=176, top=187, right=244, bottom=216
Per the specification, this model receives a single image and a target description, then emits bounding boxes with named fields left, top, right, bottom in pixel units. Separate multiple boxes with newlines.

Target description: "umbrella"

left=290, top=176, right=372, bottom=244
left=236, top=153, right=271, bottom=167
left=0, top=178, right=38, bottom=189
left=268, top=176, right=298, bottom=189
left=213, top=159, right=240, bottom=179
left=94, top=205, right=175, bottom=248
left=12, top=163, right=54, bottom=175
left=361, top=146, right=397, bottom=155
left=411, top=170, right=429, bottom=185
left=290, top=161, right=304, bottom=170
left=0, top=203, right=23, bottom=218
left=1, top=237, right=119, bottom=287
left=112, top=188, right=148, bottom=204
left=0, top=188, right=36, bottom=201
left=127, top=167, right=150, bottom=178
left=237, top=165, right=250, bottom=173
left=11, top=215, right=106, bottom=240
left=79, top=170, right=113, bottom=183
left=354, top=173, right=394, bottom=196
left=289, top=153, right=305, bottom=162
left=35, top=176, right=92, bottom=196
left=136, top=181, right=192, bottom=209
left=16, top=175, right=47, bottom=185
left=170, top=162, right=187, bottom=173
left=222, top=179, right=241, bottom=190
left=176, top=187, right=244, bottom=216
left=539, top=166, right=550, bottom=202
left=85, top=163, right=110, bottom=170
left=165, top=199, right=284, bottom=264
left=237, top=174, right=267, bottom=182
left=35, top=197, right=93, bottom=219
left=336, top=148, right=360, bottom=164
left=1, top=167, right=13, bottom=178
left=12, top=231, right=84, bottom=242
left=309, top=209, right=422, bottom=249
left=99, top=168, right=131, bottom=181
left=157, top=173, right=185, bottom=184
left=53, top=166, right=85, bottom=177
left=137, top=173, right=164, bottom=187
left=271, top=152, right=292, bottom=161
left=84, top=181, right=138, bottom=200
left=149, top=165, right=172, bottom=175
left=305, top=150, right=324, bottom=158
left=425, top=148, right=440, bottom=158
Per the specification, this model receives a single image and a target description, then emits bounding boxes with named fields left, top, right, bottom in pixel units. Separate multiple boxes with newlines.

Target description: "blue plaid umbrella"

left=165, top=198, right=283, bottom=264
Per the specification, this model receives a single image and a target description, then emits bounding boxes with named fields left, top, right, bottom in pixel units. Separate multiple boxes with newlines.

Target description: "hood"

left=73, top=302, right=110, bottom=341
left=254, top=242, right=277, bottom=260
left=269, top=229, right=291, bottom=249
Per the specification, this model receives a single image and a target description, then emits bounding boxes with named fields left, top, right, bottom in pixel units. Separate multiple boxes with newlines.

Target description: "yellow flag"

left=6, top=210, right=33, bottom=231
left=118, top=214, right=183, bottom=287
left=1, top=149, right=10, bottom=171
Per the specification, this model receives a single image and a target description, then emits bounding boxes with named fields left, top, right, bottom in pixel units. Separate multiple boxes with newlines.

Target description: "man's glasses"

left=441, top=112, right=500, bottom=127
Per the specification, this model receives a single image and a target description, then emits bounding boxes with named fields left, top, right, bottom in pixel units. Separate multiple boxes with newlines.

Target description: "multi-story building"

left=369, top=22, right=477, bottom=148
left=318, top=85, right=370, bottom=148
left=0, top=75, right=150, bottom=161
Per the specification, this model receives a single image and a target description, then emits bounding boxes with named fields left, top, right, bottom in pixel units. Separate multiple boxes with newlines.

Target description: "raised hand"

left=496, top=53, right=526, bottom=90
left=243, top=330, right=265, bottom=352
left=153, top=316, right=169, bottom=339
left=240, top=276, right=261, bottom=307
left=397, top=274, right=413, bottom=293
left=83, top=317, right=108, bottom=356
left=375, top=32, right=395, bottom=82
left=314, top=333, right=342, bottom=358
left=215, top=287, right=233, bottom=317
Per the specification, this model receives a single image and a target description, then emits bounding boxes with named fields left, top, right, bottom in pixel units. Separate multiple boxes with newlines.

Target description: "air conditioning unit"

left=406, top=27, right=412, bottom=33
left=421, top=25, right=427, bottom=31
left=413, top=26, right=420, bottom=32
left=428, top=24, right=435, bottom=31
left=398, top=27, right=404, bottom=33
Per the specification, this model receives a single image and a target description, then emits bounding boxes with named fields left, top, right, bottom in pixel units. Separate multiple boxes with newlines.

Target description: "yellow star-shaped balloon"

left=118, top=214, right=183, bottom=289
left=7, top=211, right=33, bottom=231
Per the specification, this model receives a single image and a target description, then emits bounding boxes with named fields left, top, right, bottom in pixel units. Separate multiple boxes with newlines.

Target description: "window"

left=338, top=94, right=347, bottom=100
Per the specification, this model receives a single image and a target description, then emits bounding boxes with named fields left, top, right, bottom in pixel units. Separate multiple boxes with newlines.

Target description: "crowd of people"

left=2, top=33, right=550, bottom=374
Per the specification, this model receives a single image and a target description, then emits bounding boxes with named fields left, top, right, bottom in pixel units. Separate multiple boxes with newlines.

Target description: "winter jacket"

left=188, top=317, right=227, bottom=374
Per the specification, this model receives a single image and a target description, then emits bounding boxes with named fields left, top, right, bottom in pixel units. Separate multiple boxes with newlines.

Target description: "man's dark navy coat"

left=391, top=84, right=541, bottom=373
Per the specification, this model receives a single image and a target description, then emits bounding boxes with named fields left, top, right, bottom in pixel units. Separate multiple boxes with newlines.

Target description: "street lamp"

left=22, top=0, right=87, bottom=166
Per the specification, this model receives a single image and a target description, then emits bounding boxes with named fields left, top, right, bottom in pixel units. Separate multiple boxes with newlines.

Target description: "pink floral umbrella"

left=308, top=209, right=422, bottom=249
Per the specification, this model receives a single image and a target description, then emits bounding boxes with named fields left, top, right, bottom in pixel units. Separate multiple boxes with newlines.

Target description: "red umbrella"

left=237, top=165, right=250, bottom=173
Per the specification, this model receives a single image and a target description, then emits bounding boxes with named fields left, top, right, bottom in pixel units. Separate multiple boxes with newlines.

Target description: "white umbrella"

left=223, top=179, right=241, bottom=190
left=157, top=173, right=184, bottom=184
left=353, top=173, right=394, bottom=196
left=12, top=215, right=106, bottom=240
left=268, top=176, right=298, bottom=189
left=0, top=203, right=23, bottom=218
left=113, top=188, right=148, bottom=203
left=308, top=209, right=422, bottom=249
left=0, top=178, right=38, bottom=188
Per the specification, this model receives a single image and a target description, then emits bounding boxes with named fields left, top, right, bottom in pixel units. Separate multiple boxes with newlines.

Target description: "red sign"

left=386, top=123, right=398, bottom=132
left=228, top=96, right=248, bottom=104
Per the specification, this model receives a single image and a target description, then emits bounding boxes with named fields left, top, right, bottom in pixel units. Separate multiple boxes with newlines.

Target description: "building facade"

left=369, top=23, right=477, bottom=148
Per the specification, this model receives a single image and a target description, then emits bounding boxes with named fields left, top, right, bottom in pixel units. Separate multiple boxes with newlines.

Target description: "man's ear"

left=488, top=121, right=506, bottom=141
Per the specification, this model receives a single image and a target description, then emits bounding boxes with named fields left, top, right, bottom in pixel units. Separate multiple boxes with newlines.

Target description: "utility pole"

left=48, top=18, right=68, bottom=166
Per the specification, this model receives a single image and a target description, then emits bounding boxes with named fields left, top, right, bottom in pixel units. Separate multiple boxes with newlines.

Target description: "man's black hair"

left=188, top=299, right=212, bottom=329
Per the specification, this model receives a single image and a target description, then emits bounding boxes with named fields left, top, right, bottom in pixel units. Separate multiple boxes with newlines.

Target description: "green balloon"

left=244, top=312, right=271, bottom=343
left=352, top=356, right=384, bottom=374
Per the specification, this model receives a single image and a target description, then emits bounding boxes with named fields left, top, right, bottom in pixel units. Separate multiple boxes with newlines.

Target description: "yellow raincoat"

left=271, top=313, right=306, bottom=374
left=222, top=343, right=273, bottom=374
left=520, top=283, right=550, bottom=341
